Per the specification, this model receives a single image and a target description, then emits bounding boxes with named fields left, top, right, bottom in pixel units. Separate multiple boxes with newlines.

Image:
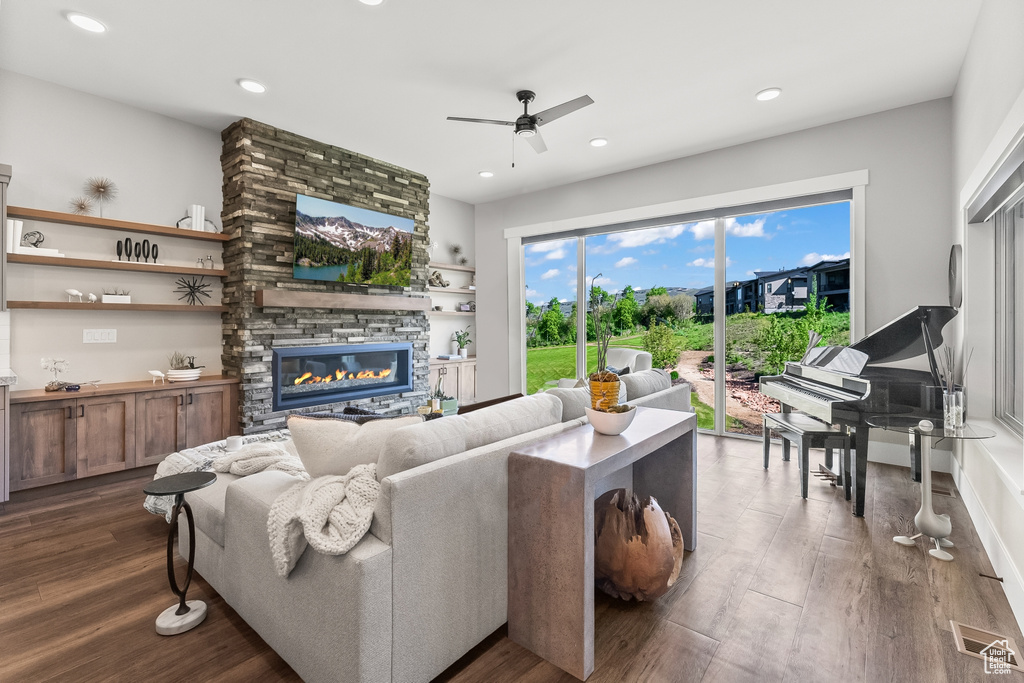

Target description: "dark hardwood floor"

left=1, top=436, right=1020, bottom=682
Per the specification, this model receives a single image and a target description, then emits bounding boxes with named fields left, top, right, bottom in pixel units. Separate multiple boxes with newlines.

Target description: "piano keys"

left=760, top=305, right=958, bottom=516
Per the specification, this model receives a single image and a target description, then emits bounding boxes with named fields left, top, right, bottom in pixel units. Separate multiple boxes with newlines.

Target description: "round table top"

left=866, top=415, right=997, bottom=439
left=143, top=471, right=217, bottom=496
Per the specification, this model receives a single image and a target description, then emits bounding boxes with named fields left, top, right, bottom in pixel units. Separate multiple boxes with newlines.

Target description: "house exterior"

left=808, top=258, right=851, bottom=311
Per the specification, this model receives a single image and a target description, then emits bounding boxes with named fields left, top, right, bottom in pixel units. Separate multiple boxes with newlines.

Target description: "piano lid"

left=850, top=305, right=958, bottom=364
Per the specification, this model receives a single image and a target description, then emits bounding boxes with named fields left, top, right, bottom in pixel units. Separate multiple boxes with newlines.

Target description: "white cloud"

left=690, top=217, right=768, bottom=240
left=525, top=289, right=540, bottom=297
left=800, top=251, right=850, bottom=266
left=642, top=249, right=659, bottom=256
left=592, top=276, right=615, bottom=287
left=544, top=248, right=566, bottom=260
left=592, top=224, right=687, bottom=252
left=614, top=257, right=638, bottom=268
left=686, top=257, right=733, bottom=268
left=540, top=268, right=560, bottom=280
left=559, top=298, right=569, bottom=303
left=527, top=239, right=572, bottom=261
left=567, top=264, right=577, bottom=272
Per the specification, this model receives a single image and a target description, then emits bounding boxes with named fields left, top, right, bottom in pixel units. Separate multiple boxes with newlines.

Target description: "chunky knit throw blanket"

left=267, top=463, right=380, bottom=578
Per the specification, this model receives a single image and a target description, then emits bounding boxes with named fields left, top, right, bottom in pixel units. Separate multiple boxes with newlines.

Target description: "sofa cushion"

left=461, top=392, right=562, bottom=450
left=620, top=369, right=672, bottom=400
left=288, top=414, right=423, bottom=478
left=546, top=386, right=591, bottom=421
left=376, top=416, right=470, bottom=481
left=184, top=471, right=241, bottom=547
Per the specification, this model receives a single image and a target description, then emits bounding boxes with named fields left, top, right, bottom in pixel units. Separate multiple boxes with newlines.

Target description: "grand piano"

left=760, top=305, right=958, bottom=516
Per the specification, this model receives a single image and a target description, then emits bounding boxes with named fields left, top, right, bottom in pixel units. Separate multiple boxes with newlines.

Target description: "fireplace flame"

left=293, top=367, right=393, bottom=386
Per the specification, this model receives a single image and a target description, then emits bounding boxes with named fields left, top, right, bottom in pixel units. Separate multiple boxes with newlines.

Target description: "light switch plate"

left=84, top=329, right=117, bottom=343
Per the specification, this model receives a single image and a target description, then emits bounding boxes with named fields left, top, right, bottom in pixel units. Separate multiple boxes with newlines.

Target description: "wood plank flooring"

left=1, top=435, right=1021, bottom=682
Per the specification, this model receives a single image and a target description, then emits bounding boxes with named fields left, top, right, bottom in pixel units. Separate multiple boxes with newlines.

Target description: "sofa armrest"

left=378, top=418, right=584, bottom=683
left=630, top=382, right=692, bottom=412
left=222, top=471, right=392, bottom=683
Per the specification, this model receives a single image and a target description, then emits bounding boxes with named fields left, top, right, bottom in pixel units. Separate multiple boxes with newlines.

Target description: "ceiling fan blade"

left=446, top=116, right=515, bottom=126
left=533, top=95, right=594, bottom=126
left=526, top=131, right=548, bottom=154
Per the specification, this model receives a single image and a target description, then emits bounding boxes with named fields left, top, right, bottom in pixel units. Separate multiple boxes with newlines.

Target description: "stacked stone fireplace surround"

left=220, top=119, right=432, bottom=433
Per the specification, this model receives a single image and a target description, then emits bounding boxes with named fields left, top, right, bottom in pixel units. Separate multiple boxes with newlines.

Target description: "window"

left=995, top=190, right=1024, bottom=435
left=766, top=283, right=772, bottom=293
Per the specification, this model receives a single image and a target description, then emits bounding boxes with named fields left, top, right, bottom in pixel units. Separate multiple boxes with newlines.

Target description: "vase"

left=459, top=347, right=468, bottom=358
left=589, top=372, right=620, bottom=412
left=942, top=390, right=964, bottom=430
left=450, top=340, right=460, bottom=355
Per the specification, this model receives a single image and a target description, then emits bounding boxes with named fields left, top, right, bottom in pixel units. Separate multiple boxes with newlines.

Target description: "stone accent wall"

left=220, top=118, right=431, bottom=432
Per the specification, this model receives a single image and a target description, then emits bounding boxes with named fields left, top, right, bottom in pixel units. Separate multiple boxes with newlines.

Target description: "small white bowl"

left=585, top=406, right=636, bottom=436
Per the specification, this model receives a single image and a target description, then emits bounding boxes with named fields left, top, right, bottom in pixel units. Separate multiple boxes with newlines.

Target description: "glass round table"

left=866, top=415, right=995, bottom=561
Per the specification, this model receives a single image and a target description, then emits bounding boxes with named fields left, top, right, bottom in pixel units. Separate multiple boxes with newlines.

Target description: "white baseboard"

left=950, top=453, right=1024, bottom=637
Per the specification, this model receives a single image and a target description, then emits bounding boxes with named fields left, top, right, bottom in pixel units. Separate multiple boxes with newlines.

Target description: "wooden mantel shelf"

left=255, top=289, right=432, bottom=312
left=8, top=206, right=230, bottom=242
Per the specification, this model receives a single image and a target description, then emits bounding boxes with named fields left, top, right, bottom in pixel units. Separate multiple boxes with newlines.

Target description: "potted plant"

left=588, top=275, right=619, bottom=411
left=453, top=326, right=472, bottom=359
left=431, top=373, right=458, bottom=415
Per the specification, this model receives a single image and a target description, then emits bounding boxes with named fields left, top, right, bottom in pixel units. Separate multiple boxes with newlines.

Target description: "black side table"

left=144, top=471, right=217, bottom=635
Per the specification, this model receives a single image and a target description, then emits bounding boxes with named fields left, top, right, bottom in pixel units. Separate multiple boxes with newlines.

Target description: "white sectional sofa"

left=179, top=369, right=691, bottom=683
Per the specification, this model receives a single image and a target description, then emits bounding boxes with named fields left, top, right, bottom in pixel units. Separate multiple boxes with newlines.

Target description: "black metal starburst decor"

left=174, top=276, right=212, bottom=306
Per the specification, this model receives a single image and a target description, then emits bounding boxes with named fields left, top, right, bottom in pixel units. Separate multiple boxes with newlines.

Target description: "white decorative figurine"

left=64, top=288, right=83, bottom=303
left=148, top=370, right=166, bottom=384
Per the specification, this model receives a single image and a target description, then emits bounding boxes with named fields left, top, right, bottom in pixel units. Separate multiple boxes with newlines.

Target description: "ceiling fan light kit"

left=447, top=89, right=594, bottom=156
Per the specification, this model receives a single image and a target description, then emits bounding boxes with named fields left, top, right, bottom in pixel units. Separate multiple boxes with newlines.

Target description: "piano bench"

left=762, top=412, right=852, bottom=500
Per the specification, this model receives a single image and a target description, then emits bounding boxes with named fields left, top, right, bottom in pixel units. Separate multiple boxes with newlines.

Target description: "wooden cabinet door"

left=10, top=399, right=77, bottom=491
left=76, top=394, right=136, bottom=478
left=186, top=385, right=230, bottom=448
left=428, top=364, right=445, bottom=398
left=459, top=361, right=477, bottom=405
left=136, top=389, right=186, bottom=466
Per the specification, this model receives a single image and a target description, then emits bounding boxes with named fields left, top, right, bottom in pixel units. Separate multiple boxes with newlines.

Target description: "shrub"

left=643, top=323, right=681, bottom=369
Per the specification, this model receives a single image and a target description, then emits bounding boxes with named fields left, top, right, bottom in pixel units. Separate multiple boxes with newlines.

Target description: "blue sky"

left=523, top=202, right=851, bottom=305
left=296, top=193, right=414, bottom=233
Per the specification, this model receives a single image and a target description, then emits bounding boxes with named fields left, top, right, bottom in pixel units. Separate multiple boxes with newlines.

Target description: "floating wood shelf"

left=7, top=206, right=230, bottom=242
left=7, top=253, right=227, bottom=277
left=8, top=301, right=228, bottom=313
left=255, top=289, right=432, bottom=312
left=430, top=310, right=475, bottom=317
left=428, top=261, right=475, bottom=273
left=428, top=286, right=476, bottom=295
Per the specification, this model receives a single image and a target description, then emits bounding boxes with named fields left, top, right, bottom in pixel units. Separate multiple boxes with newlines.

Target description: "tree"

left=647, top=285, right=668, bottom=296
left=560, top=302, right=578, bottom=344
left=538, top=308, right=563, bottom=344
left=525, top=301, right=538, bottom=318
left=614, top=285, right=639, bottom=333
left=643, top=323, right=681, bottom=369
left=640, top=293, right=694, bottom=327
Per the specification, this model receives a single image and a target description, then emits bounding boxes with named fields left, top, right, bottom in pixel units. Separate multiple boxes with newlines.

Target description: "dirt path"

left=671, top=350, right=778, bottom=435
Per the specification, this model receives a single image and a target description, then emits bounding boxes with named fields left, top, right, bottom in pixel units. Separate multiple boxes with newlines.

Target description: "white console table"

left=507, top=406, right=697, bottom=680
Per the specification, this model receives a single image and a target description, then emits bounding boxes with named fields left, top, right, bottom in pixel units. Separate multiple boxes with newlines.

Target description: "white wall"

left=475, top=99, right=953, bottom=401
left=950, top=0, right=1024, bottom=629
left=426, top=193, right=476, bottom=357
left=0, top=69, right=224, bottom=389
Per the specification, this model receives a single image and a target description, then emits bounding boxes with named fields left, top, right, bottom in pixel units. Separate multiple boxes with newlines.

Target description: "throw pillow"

left=620, top=369, right=671, bottom=400
left=376, top=416, right=470, bottom=480
left=288, top=414, right=422, bottom=478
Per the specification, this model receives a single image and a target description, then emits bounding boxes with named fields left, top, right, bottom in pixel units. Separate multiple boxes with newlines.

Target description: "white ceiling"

left=0, top=0, right=981, bottom=205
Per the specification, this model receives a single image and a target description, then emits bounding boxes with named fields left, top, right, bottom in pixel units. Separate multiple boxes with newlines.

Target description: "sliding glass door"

left=522, top=196, right=852, bottom=437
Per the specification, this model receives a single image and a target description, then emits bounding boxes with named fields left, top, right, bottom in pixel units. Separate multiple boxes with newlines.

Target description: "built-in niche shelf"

left=428, top=286, right=476, bottom=295
left=7, top=206, right=230, bottom=243
left=428, top=261, right=475, bottom=273
left=7, top=253, right=227, bottom=277
left=7, top=301, right=228, bottom=313
left=255, top=288, right=432, bottom=312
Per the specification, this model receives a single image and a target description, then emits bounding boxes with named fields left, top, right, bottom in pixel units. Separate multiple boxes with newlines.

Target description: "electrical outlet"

left=83, top=329, right=117, bottom=344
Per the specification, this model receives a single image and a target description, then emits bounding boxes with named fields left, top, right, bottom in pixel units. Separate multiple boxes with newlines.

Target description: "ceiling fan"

left=447, top=90, right=594, bottom=154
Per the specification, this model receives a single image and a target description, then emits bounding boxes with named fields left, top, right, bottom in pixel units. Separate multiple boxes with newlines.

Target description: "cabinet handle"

left=188, top=394, right=193, bottom=405
left=66, top=406, right=72, bottom=419
left=79, top=405, right=85, bottom=418
left=179, top=394, right=184, bottom=406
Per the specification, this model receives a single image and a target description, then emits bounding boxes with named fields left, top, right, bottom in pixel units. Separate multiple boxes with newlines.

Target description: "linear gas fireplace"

left=272, top=343, right=414, bottom=411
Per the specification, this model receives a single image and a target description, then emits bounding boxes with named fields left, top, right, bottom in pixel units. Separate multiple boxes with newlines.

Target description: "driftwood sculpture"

left=428, top=270, right=449, bottom=288
left=594, top=488, right=683, bottom=601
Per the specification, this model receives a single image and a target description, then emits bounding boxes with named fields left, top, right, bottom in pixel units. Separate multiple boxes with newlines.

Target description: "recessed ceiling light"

left=755, top=87, right=782, bottom=102
left=479, top=171, right=494, bottom=178
left=359, top=0, right=385, bottom=5
left=589, top=137, right=608, bottom=147
left=238, top=79, right=267, bottom=94
left=65, top=12, right=106, bottom=33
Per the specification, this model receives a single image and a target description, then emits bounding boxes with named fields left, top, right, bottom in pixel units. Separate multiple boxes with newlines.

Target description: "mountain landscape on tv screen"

left=293, top=205, right=413, bottom=286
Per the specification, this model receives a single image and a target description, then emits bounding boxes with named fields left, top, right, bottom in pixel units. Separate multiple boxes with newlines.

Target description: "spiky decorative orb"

left=174, top=276, right=212, bottom=306
left=459, top=256, right=469, bottom=266
left=69, top=196, right=94, bottom=215
left=85, top=177, right=118, bottom=203
left=450, top=243, right=463, bottom=256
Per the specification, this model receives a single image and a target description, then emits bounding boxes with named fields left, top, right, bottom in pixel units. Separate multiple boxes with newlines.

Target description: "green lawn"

left=525, top=336, right=646, bottom=394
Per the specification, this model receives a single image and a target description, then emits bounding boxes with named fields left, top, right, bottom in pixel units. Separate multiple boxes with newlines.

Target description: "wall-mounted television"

left=293, top=193, right=415, bottom=286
